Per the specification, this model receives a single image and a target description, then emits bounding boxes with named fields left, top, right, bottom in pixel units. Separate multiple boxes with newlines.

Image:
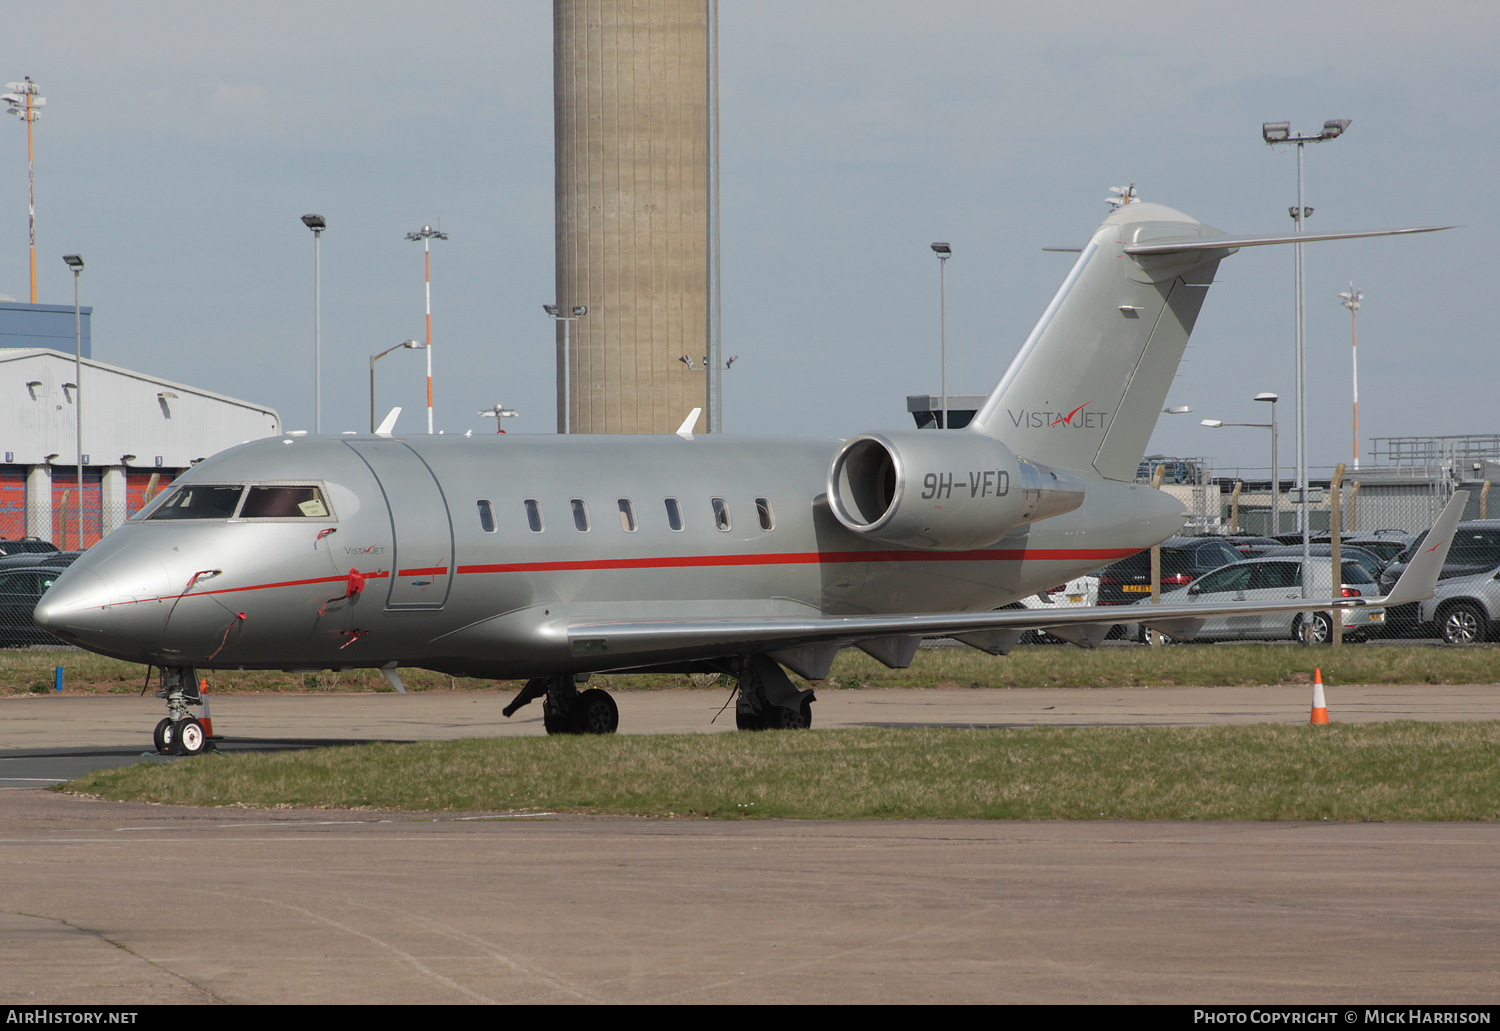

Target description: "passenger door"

left=344, top=440, right=455, bottom=610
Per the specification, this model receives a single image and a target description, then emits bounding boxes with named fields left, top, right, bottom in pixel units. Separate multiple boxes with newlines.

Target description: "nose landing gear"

left=152, top=667, right=215, bottom=756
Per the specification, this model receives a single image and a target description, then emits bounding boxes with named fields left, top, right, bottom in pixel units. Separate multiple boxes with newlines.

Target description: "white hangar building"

left=0, top=348, right=281, bottom=549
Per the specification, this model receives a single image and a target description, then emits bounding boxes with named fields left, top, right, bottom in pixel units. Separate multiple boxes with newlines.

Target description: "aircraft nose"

left=33, top=569, right=114, bottom=646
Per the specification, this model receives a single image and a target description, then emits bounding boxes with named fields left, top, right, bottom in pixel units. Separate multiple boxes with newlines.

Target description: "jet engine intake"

left=826, top=431, right=1084, bottom=550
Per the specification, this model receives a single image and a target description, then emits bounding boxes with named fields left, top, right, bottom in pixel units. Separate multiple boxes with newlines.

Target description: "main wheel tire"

left=735, top=709, right=766, bottom=731
left=1296, top=612, right=1333, bottom=645
left=153, top=718, right=175, bottom=754
left=766, top=703, right=810, bottom=730
left=571, top=688, right=619, bottom=734
left=1440, top=602, right=1487, bottom=645
left=173, top=717, right=206, bottom=756
left=543, top=706, right=573, bottom=736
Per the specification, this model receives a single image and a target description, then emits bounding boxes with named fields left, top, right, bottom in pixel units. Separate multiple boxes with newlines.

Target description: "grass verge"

left=60, top=722, right=1500, bottom=821
left=6, top=642, right=1500, bottom=696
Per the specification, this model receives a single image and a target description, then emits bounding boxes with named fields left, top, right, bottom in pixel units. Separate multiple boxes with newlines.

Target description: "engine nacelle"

left=826, top=431, right=1085, bottom=550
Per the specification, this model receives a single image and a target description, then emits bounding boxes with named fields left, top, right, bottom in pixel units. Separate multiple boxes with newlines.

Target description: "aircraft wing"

left=566, top=493, right=1466, bottom=666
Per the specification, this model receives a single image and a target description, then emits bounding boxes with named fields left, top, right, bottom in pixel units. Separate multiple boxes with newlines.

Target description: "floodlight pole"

left=63, top=254, right=83, bottom=549
left=301, top=215, right=326, bottom=433
left=1204, top=391, right=1279, bottom=538
left=1339, top=284, right=1362, bottom=470
left=406, top=225, right=448, bottom=434
left=369, top=339, right=423, bottom=433
left=544, top=305, right=587, bottom=433
left=931, top=243, right=951, bottom=427
left=1263, top=118, right=1349, bottom=594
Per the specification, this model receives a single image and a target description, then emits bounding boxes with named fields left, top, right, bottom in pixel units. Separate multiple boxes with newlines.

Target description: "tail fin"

left=969, top=203, right=1453, bottom=482
left=968, top=202, right=1230, bottom=481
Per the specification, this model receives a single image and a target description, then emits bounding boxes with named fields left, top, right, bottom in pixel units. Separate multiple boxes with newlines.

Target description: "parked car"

left=1336, top=534, right=1416, bottom=564
left=1378, top=520, right=1500, bottom=634
left=0, top=551, right=80, bottom=572
left=1219, top=535, right=1281, bottom=558
left=1096, top=537, right=1244, bottom=607
left=1417, top=565, right=1500, bottom=644
left=1014, top=574, right=1101, bottom=643
left=0, top=537, right=60, bottom=558
left=1143, top=555, right=1383, bottom=644
left=1255, top=543, right=1388, bottom=581
left=0, top=563, right=69, bottom=647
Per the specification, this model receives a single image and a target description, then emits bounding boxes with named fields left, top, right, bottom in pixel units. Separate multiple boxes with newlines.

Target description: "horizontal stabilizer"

left=1123, top=225, right=1455, bottom=255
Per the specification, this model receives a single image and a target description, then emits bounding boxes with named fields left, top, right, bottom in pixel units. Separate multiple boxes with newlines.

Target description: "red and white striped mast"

left=3, top=77, right=45, bottom=303
left=406, top=224, right=447, bottom=434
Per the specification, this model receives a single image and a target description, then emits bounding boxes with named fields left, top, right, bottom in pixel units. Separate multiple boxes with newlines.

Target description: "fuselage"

left=35, top=431, right=1186, bottom=678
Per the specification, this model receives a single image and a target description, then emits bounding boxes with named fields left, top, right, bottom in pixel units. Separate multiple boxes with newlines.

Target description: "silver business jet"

left=35, top=202, right=1459, bottom=754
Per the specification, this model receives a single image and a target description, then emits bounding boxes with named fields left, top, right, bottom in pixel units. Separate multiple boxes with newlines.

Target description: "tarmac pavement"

left=1, top=685, right=1498, bottom=1004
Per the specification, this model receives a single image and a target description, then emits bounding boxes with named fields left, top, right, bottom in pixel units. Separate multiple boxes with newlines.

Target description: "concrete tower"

left=553, top=0, right=716, bottom=434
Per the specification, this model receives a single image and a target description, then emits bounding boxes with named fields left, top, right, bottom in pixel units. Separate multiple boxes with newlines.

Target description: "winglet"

left=1381, top=491, right=1469, bottom=607
left=375, top=407, right=402, bottom=436
left=676, top=407, right=702, bottom=439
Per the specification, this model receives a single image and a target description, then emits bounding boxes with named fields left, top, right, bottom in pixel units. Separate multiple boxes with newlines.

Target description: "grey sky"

left=2, top=1, right=1493, bottom=478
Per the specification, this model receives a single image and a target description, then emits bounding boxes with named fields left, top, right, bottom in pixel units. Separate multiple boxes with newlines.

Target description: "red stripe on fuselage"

left=454, top=547, right=1139, bottom=575
left=98, top=547, right=1140, bottom=609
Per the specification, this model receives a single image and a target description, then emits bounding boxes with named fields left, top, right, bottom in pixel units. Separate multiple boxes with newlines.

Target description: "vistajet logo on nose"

left=1007, top=401, right=1110, bottom=430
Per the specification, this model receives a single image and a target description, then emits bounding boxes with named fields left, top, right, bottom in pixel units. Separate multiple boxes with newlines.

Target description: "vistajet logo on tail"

left=1007, top=401, right=1110, bottom=430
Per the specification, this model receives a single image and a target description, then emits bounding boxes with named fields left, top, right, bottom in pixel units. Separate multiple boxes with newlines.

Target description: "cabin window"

left=571, top=498, right=590, bottom=532
left=148, top=485, right=244, bottom=521
left=240, top=485, right=330, bottom=519
left=524, top=499, right=543, bottom=532
left=665, top=497, right=683, bottom=531
left=477, top=500, right=496, bottom=533
left=618, top=499, right=637, bottom=532
left=711, top=497, right=731, bottom=531
left=756, top=497, right=774, bottom=531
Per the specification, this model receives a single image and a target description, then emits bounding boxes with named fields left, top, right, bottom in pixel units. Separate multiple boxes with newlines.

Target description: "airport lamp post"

left=1339, top=284, right=1363, bottom=470
left=1202, top=391, right=1279, bottom=538
left=1262, top=118, right=1350, bottom=573
left=63, top=254, right=83, bottom=549
left=300, top=215, right=326, bottom=433
left=406, top=225, right=448, bottom=434
left=369, top=339, right=424, bottom=433
left=931, top=242, right=951, bottom=428
left=4, top=78, right=45, bottom=303
left=544, top=304, right=587, bottom=434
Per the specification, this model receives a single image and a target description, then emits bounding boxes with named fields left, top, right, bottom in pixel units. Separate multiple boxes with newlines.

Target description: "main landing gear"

left=732, top=655, right=816, bottom=731
left=500, top=656, right=817, bottom=735
left=151, top=666, right=214, bottom=757
left=504, top=675, right=620, bottom=735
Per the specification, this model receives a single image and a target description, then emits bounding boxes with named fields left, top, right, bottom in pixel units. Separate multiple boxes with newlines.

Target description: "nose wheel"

left=152, top=667, right=216, bottom=756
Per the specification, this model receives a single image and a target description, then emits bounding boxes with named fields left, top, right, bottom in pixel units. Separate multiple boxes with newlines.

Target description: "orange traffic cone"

left=1309, top=668, right=1329, bottom=725
left=198, top=678, right=216, bottom=739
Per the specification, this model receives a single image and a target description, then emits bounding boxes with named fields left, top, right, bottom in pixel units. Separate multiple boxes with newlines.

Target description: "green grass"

left=60, top=722, right=1500, bottom=821
left=6, top=642, right=1500, bottom=697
